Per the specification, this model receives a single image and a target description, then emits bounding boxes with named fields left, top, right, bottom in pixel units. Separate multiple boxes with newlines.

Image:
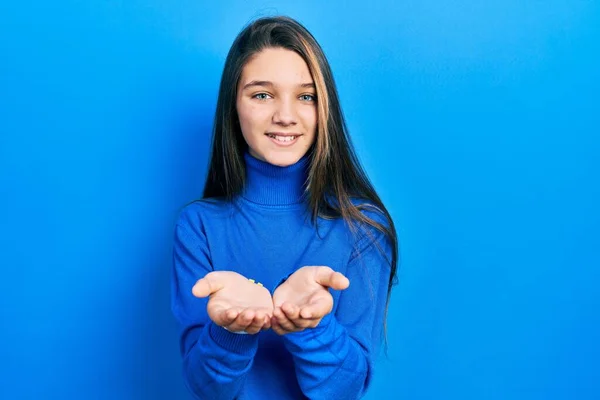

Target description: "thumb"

left=192, top=273, right=224, bottom=298
left=314, top=267, right=350, bottom=291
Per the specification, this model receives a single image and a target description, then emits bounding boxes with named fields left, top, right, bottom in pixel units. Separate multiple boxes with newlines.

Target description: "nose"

left=272, top=98, right=297, bottom=126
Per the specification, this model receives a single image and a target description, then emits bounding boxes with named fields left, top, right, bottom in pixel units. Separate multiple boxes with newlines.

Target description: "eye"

left=252, top=93, right=272, bottom=100
left=299, top=94, right=316, bottom=102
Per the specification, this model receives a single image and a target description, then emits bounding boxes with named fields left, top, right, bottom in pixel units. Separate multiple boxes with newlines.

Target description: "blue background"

left=1, top=1, right=598, bottom=399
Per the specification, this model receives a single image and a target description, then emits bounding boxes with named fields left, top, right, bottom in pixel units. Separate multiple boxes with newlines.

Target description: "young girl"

left=171, top=15, right=398, bottom=400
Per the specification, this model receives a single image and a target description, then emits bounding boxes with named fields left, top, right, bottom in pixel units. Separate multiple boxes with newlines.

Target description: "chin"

left=263, top=150, right=303, bottom=167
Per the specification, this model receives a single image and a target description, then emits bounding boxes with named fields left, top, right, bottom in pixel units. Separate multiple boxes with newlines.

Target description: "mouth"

left=265, top=133, right=302, bottom=145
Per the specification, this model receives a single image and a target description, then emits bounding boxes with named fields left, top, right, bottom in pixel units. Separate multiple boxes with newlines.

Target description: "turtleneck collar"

left=241, top=151, right=310, bottom=206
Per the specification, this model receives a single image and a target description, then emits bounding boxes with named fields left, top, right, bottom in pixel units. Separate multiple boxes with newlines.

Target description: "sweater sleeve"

left=171, top=211, right=259, bottom=400
left=282, top=224, right=393, bottom=400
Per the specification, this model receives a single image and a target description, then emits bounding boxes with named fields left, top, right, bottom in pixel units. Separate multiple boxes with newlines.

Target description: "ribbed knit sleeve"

left=282, top=224, right=393, bottom=400
left=171, top=208, right=259, bottom=400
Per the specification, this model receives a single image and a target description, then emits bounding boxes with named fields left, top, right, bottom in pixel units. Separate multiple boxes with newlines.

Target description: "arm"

left=282, top=230, right=393, bottom=400
left=171, top=214, right=259, bottom=400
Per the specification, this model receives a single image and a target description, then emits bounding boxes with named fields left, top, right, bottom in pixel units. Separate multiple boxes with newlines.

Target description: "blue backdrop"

left=1, top=1, right=598, bottom=399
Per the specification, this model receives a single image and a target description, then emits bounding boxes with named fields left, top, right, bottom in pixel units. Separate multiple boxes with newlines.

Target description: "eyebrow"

left=241, top=80, right=315, bottom=91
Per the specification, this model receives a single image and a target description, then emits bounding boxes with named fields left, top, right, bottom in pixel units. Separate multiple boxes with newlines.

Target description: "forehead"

left=240, top=47, right=313, bottom=84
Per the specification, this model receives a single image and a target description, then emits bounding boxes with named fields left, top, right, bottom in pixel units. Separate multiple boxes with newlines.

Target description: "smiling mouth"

left=266, top=133, right=301, bottom=143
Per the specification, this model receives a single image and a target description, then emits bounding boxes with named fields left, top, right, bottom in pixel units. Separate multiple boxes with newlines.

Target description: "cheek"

left=238, top=103, right=269, bottom=133
left=299, top=107, right=318, bottom=133
left=236, top=104, right=252, bottom=130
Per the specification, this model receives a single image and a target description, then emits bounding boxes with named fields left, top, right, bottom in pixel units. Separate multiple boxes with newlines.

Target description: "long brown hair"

left=203, top=16, right=399, bottom=320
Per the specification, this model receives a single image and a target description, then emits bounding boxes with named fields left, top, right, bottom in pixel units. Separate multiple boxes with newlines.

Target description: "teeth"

left=269, top=134, right=297, bottom=142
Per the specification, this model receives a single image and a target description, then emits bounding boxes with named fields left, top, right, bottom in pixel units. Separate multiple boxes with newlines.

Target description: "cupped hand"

left=271, top=266, right=349, bottom=335
left=192, top=271, right=273, bottom=334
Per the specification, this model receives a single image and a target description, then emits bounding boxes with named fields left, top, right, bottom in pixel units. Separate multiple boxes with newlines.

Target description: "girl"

left=172, top=15, right=398, bottom=400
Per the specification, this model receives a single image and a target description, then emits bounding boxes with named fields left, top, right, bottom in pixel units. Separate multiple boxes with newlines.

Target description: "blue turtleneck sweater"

left=171, top=152, right=393, bottom=400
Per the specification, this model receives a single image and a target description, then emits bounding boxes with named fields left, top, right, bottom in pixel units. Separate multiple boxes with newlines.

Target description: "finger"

left=213, top=306, right=241, bottom=326
left=271, top=318, right=289, bottom=336
left=281, top=302, right=300, bottom=321
left=281, top=303, right=313, bottom=329
left=226, top=308, right=255, bottom=332
left=288, top=313, right=316, bottom=329
left=245, top=310, right=268, bottom=334
left=314, top=267, right=349, bottom=291
left=273, top=307, right=297, bottom=332
left=299, top=297, right=332, bottom=319
left=262, top=315, right=272, bottom=330
left=192, top=273, right=224, bottom=298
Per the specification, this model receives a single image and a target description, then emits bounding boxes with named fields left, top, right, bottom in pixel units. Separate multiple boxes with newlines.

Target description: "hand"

left=271, top=266, right=349, bottom=335
left=192, top=271, right=273, bottom=334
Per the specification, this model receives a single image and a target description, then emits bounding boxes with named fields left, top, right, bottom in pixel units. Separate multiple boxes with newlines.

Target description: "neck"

left=241, top=152, right=310, bottom=206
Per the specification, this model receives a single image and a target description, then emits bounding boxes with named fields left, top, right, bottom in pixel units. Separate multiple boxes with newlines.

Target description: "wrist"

left=223, top=326, right=249, bottom=335
left=209, top=322, right=259, bottom=354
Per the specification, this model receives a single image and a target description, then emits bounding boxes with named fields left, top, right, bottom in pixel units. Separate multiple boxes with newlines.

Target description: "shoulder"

left=325, top=194, right=388, bottom=222
left=347, top=197, right=394, bottom=255
left=351, top=198, right=389, bottom=226
left=322, top=195, right=392, bottom=235
left=175, top=198, right=235, bottom=233
left=348, top=197, right=392, bottom=239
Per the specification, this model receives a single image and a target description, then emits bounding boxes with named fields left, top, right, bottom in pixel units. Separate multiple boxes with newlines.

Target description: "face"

left=236, top=47, right=318, bottom=167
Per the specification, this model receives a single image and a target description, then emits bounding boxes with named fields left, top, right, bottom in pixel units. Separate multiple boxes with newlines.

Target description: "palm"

left=193, top=271, right=273, bottom=333
left=273, top=268, right=333, bottom=317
